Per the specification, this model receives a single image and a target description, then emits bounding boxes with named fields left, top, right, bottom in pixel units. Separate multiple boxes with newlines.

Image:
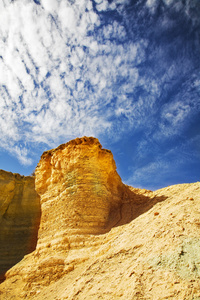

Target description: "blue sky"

left=0, top=0, right=200, bottom=190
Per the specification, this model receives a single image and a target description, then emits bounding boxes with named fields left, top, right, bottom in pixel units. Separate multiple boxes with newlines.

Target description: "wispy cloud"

left=127, top=134, right=200, bottom=190
left=0, top=0, right=199, bottom=170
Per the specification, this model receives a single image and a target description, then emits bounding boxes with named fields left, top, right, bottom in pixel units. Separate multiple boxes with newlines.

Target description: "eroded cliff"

left=0, top=137, right=200, bottom=300
left=35, top=136, right=125, bottom=236
left=0, top=170, right=41, bottom=282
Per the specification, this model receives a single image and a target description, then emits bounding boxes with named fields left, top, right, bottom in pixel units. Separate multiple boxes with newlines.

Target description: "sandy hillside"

left=0, top=137, right=200, bottom=299
left=0, top=182, right=199, bottom=300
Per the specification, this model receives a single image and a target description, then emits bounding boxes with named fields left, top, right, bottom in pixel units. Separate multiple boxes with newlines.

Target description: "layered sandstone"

left=0, top=137, right=200, bottom=299
left=0, top=137, right=129, bottom=290
left=35, top=136, right=125, bottom=236
left=0, top=170, right=40, bottom=282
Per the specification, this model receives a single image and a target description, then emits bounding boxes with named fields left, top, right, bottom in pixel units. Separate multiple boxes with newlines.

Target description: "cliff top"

left=40, top=136, right=111, bottom=160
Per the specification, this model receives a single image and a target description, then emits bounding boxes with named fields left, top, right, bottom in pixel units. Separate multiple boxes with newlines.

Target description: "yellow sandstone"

left=0, top=137, right=200, bottom=299
left=0, top=170, right=40, bottom=283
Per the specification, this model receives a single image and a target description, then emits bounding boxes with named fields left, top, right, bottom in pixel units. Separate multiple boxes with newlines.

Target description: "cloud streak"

left=0, top=0, right=199, bottom=172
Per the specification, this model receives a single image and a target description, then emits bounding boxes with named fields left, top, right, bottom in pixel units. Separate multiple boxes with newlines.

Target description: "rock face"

left=0, top=137, right=200, bottom=300
left=0, top=170, right=41, bottom=283
left=35, top=136, right=124, bottom=236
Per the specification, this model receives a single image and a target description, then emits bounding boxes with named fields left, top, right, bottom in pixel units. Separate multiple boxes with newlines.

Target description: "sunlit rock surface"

left=35, top=136, right=125, bottom=236
left=0, top=137, right=200, bottom=299
left=0, top=170, right=41, bottom=282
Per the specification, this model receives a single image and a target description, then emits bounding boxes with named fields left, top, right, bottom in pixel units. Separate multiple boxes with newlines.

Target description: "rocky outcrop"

left=0, top=137, right=200, bottom=299
left=35, top=137, right=125, bottom=237
left=0, top=137, right=157, bottom=292
left=0, top=170, right=41, bottom=282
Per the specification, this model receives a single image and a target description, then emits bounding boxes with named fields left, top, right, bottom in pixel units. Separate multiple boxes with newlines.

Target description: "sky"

left=0, top=0, right=200, bottom=190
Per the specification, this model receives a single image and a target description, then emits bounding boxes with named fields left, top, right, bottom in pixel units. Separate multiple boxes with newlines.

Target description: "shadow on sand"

left=108, top=185, right=168, bottom=230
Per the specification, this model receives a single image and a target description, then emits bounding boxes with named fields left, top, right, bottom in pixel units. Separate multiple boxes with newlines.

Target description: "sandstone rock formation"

left=35, top=136, right=125, bottom=236
left=0, top=170, right=41, bottom=283
left=0, top=137, right=200, bottom=299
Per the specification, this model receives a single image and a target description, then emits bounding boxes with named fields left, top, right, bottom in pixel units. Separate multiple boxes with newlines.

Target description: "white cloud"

left=0, top=113, right=19, bottom=142
left=0, top=0, right=199, bottom=168
left=12, top=146, right=33, bottom=166
left=146, top=0, right=158, bottom=13
left=155, top=99, right=193, bottom=139
left=59, top=4, right=76, bottom=32
left=163, top=0, right=174, bottom=5
left=126, top=157, right=175, bottom=190
left=163, top=102, right=190, bottom=126
left=146, top=0, right=157, bottom=8
left=41, top=0, right=59, bottom=13
left=96, top=1, right=108, bottom=12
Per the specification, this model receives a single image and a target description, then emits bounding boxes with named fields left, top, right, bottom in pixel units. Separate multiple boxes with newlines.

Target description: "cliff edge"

left=0, top=137, right=200, bottom=299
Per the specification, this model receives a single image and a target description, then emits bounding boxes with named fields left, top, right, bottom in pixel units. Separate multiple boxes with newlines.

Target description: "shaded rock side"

left=0, top=170, right=41, bottom=283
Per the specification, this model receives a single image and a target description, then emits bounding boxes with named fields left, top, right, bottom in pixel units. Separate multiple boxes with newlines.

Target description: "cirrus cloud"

left=0, top=0, right=199, bottom=185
